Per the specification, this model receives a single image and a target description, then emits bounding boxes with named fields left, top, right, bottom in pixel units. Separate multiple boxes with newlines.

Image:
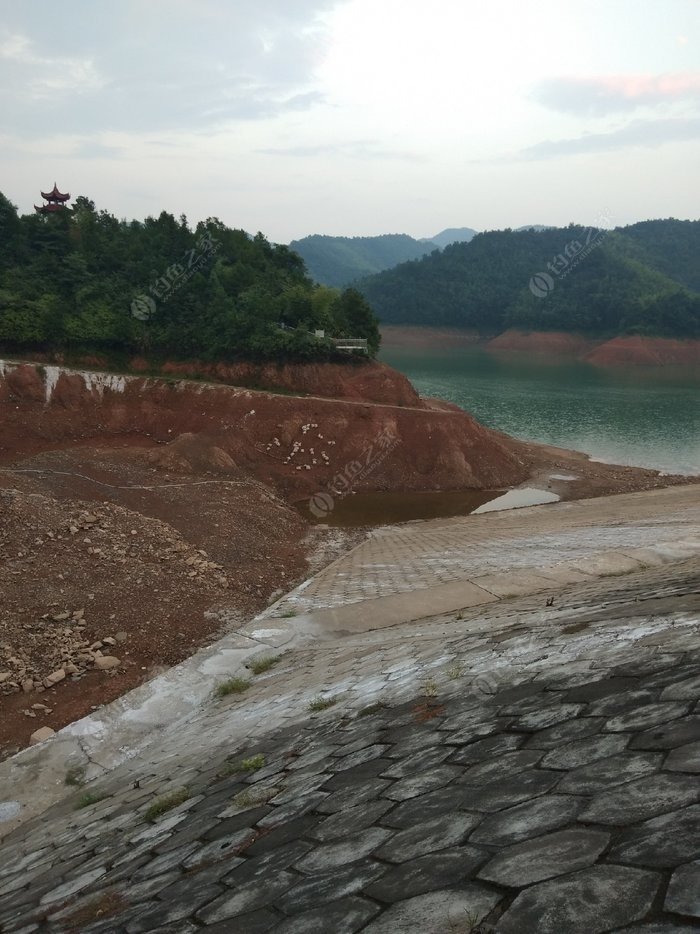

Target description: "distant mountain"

left=423, top=227, right=478, bottom=249
left=289, top=233, right=436, bottom=288
left=357, top=220, right=700, bottom=339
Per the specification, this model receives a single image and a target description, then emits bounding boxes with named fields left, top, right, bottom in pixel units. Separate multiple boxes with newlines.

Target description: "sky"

left=1, top=0, right=698, bottom=242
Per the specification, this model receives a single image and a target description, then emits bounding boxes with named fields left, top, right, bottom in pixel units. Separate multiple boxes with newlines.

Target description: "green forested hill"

left=288, top=233, right=438, bottom=287
left=0, top=192, right=380, bottom=361
left=358, top=221, right=700, bottom=338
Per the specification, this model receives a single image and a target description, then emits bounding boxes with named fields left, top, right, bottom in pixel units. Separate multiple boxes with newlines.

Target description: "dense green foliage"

left=0, top=192, right=381, bottom=361
left=289, top=233, right=437, bottom=287
left=358, top=221, right=700, bottom=338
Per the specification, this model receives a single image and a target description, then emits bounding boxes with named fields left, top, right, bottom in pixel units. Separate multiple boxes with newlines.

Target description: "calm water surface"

left=381, top=344, right=700, bottom=476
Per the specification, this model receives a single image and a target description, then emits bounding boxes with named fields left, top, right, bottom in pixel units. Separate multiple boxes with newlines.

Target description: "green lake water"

left=380, top=343, right=700, bottom=476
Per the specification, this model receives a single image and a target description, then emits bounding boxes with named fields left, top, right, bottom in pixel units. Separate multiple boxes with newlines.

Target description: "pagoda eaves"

left=35, top=182, right=71, bottom=214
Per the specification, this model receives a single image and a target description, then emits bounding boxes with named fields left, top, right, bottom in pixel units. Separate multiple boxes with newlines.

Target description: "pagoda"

left=34, top=183, right=70, bottom=214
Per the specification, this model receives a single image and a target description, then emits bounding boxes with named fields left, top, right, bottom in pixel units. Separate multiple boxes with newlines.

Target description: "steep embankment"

left=585, top=336, right=700, bottom=366
left=0, top=361, right=528, bottom=494
left=486, top=330, right=596, bottom=356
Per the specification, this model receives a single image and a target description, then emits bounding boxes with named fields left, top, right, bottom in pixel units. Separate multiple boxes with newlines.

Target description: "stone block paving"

left=272, top=486, right=700, bottom=612
left=1, top=622, right=700, bottom=932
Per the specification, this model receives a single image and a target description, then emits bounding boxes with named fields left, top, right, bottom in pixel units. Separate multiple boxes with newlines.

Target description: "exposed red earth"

left=382, top=325, right=700, bottom=366
left=0, top=358, right=693, bottom=758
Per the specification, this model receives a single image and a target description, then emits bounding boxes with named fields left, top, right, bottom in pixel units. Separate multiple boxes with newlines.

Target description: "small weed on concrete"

left=247, top=655, right=281, bottom=675
left=144, top=788, right=190, bottom=822
left=422, top=678, right=438, bottom=697
left=64, top=765, right=86, bottom=786
left=215, top=677, right=250, bottom=698
left=447, top=664, right=464, bottom=680
left=75, top=790, right=109, bottom=809
left=308, top=696, right=338, bottom=712
left=218, top=754, right=266, bottom=778
left=233, top=786, right=279, bottom=809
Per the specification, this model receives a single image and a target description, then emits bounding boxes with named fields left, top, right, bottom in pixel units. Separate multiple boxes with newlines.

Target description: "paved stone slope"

left=1, top=580, right=699, bottom=932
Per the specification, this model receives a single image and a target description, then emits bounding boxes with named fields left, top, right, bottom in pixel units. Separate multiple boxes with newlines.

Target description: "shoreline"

left=381, top=324, right=700, bottom=367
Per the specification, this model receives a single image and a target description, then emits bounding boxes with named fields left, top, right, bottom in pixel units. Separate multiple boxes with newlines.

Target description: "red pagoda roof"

left=34, top=203, right=66, bottom=214
left=40, top=183, right=70, bottom=202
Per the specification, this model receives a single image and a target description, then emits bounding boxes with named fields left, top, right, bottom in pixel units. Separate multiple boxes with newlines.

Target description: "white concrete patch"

left=0, top=802, right=21, bottom=823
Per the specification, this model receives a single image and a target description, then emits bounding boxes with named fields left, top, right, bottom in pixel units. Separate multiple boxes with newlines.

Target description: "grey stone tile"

left=331, top=745, right=391, bottom=772
left=383, top=765, right=462, bottom=801
left=586, top=689, right=660, bottom=717
left=447, top=732, right=524, bottom=765
left=131, top=843, right=201, bottom=881
left=609, top=925, right=695, bottom=933
left=223, top=840, right=313, bottom=886
left=125, top=880, right=224, bottom=932
left=270, top=895, right=379, bottom=933
left=458, top=750, right=544, bottom=786
left=364, top=846, right=489, bottom=902
left=496, top=865, right=660, bottom=933
left=315, top=778, right=392, bottom=814
left=256, top=790, right=329, bottom=828
left=470, top=794, right=584, bottom=847
left=609, top=803, right=700, bottom=868
left=631, top=716, right=700, bottom=751
left=378, top=785, right=463, bottom=829
left=310, top=799, right=394, bottom=842
left=478, top=827, right=610, bottom=887
left=524, top=717, right=605, bottom=749
left=661, top=673, right=700, bottom=702
left=362, top=885, right=502, bottom=933
left=664, top=739, right=700, bottom=773
left=509, top=704, right=584, bottom=732
left=38, top=866, right=107, bottom=908
left=557, top=752, right=663, bottom=794
left=461, top=769, right=561, bottom=812
left=202, top=806, right=272, bottom=839
left=196, top=870, right=297, bottom=923
left=664, top=859, right=700, bottom=919
left=541, top=732, right=630, bottom=770
left=201, top=908, right=280, bottom=933
left=244, top=815, right=322, bottom=857
left=579, top=773, right=700, bottom=825
left=374, top=812, right=480, bottom=864
left=604, top=703, right=691, bottom=733
left=379, top=745, right=451, bottom=778
left=181, top=831, right=252, bottom=870
left=564, top=676, right=640, bottom=703
left=275, top=859, right=386, bottom=913
left=293, top=826, right=392, bottom=873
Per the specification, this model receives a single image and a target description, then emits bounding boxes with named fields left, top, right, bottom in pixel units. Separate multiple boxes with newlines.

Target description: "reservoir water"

left=381, top=342, right=700, bottom=476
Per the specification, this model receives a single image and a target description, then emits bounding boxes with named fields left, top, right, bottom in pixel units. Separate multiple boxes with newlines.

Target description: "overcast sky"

left=1, top=0, right=698, bottom=242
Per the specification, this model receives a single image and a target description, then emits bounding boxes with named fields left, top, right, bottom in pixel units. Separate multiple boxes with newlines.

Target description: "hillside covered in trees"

left=358, top=220, right=700, bottom=339
left=0, top=192, right=380, bottom=362
left=289, top=228, right=478, bottom=287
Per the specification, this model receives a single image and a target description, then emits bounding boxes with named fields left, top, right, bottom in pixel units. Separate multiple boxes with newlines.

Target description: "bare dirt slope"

left=0, top=359, right=694, bottom=759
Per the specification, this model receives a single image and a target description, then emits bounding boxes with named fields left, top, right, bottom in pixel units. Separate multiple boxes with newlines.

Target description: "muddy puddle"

left=296, top=486, right=561, bottom=527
